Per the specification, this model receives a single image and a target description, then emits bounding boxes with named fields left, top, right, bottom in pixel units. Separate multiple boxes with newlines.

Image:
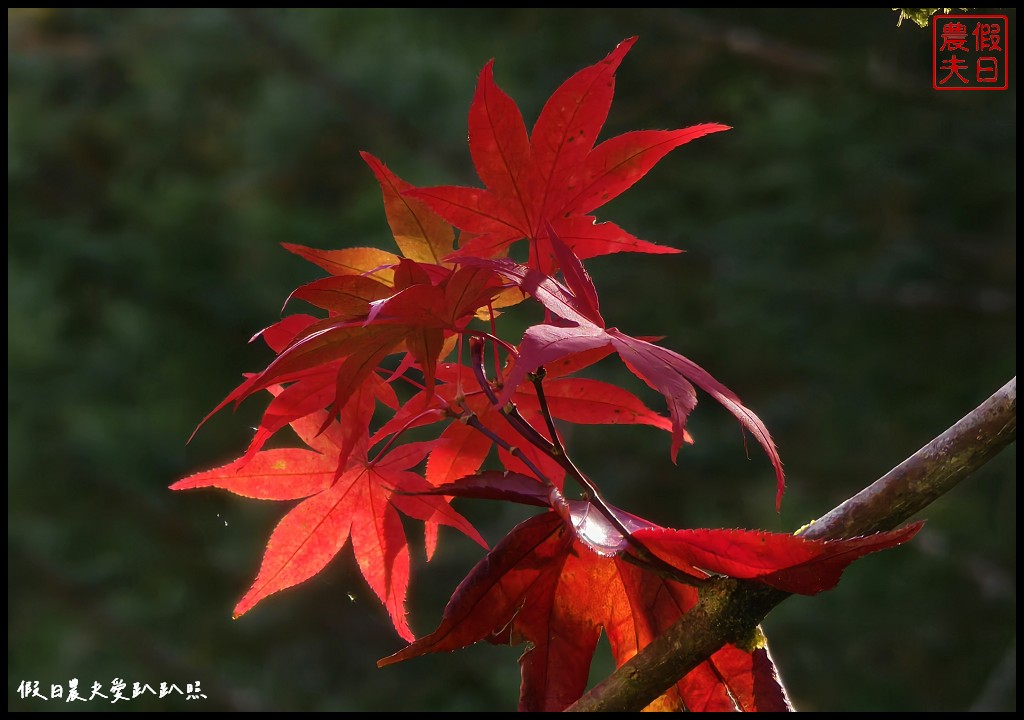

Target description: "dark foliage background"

left=8, top=8, right=1015, bottom=711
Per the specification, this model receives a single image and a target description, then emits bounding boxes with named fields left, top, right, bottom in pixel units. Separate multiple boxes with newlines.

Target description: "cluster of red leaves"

left=174, top=38, right=920, bottom=711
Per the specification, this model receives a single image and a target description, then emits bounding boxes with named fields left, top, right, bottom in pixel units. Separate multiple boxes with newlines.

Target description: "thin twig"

left=529, top=366, right=679, bottom=572
left=458, top=411, right=558, bottom=491
left=469, top=337, right=679, bottom=577
left=468, top=337, right=556, bottom=455
left=463, top=330, right=519, bottom=360
left=529, top=367, right=562, bottom=452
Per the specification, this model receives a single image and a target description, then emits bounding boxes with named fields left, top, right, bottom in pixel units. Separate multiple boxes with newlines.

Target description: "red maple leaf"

left=459, top=226, right=787, bottom=508
left=197, top=259, right=506, bottom=468
left=360, top=151, right=456, bottom=266
left=278, top=149, right=457, bottom=281
left=171, top=391, right=486, bottom=641
left=406, top=37, right=729, bottom=271
left=190, top=151, right=501, bottom=461
left=173, top=36, right=932, bottom=712
left=368, top=352, right=683, bottom=492
left=381, top=473, right=920, bottom=709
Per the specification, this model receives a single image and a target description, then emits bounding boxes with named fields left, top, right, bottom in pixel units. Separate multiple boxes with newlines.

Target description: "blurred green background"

left=8, top=8, right=1015, bottom=712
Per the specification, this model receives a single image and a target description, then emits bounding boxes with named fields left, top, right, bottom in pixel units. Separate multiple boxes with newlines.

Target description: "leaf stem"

left=471, top=339, right=699, bottom=578
left=529, top=367, right=670, bottom=566
left=462, top=329, right=519, bottom=360
left=530, top=367, right=562, bottom=452
left=486, top=302, right=504, bottom=385
left=458, top=411, right=559, bottom=492
left=468, top=337, right=558, bottom=456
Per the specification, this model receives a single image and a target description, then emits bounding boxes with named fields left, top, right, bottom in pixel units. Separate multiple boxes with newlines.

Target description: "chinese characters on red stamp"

left=933, top=14, right=1009, bottom=90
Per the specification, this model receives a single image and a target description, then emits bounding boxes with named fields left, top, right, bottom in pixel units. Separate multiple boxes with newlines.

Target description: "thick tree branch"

left=799, top=376, right=1016, bottom=540
left=567, top=376, right=1016, bottom=712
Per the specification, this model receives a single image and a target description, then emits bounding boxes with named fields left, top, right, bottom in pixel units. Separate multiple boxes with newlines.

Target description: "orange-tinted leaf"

left=473, top=285, right=526, bottom=321
left=323, top=334, right=407, bottom=422
left=234, top=361, right=394, bottom=468
left=288, top=274, right=393, bottom=318
left=404, top=326, right=445, bottom=395
left=282, top=243, right=398, bottom=284
left=245, top=319, right=401, bottom=396
left=360, top=151, right=455, bottom=265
